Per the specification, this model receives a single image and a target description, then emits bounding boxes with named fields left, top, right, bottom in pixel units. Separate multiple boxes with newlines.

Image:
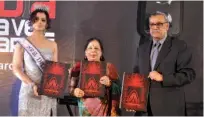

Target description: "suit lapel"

left=144, top=41, right=153, bottom=73
left=154, top=36, right=172, bottom=70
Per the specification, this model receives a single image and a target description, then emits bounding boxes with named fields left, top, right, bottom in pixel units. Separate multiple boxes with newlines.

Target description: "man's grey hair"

left=149, top=11, right=172, bottom=24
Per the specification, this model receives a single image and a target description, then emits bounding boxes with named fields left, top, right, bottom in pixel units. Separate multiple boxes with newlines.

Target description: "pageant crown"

left=33, top=4, right=49, bottom=12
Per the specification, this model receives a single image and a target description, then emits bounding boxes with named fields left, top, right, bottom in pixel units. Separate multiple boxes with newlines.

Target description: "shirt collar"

left=152, top=34, right=167, bottom=45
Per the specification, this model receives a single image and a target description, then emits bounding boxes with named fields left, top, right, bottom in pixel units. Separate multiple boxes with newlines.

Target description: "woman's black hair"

left=29, top=9, right=51, bottom=29
left=84, top=37, right=105, bottom=61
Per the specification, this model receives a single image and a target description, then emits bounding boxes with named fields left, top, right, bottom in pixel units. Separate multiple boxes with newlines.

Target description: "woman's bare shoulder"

left=45, top=40, right=57, bottom=52
left=46, top=39, right=57, bottom=46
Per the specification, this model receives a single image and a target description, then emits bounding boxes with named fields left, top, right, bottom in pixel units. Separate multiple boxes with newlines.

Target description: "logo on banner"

left=0, top=1, right=56, bottom=53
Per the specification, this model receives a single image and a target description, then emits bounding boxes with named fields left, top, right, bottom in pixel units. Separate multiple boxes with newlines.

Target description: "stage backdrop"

left=0, top=1, right=202, bottom=116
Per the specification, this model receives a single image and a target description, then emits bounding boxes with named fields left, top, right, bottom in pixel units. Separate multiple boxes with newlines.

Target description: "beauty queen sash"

left=16, top=38, right=46, bottom=72
left=17, top=38, right=69, bottom=97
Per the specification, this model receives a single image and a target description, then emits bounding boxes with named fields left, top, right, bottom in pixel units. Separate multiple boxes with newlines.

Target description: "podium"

left=58, top=95, right=78, bottom=116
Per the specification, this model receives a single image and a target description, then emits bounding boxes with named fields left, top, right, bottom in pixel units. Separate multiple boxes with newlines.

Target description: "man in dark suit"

left=134, top=11, right=196, bottom=116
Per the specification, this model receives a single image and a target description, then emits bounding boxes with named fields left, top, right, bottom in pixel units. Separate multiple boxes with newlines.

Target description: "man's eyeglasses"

left=149, top=22, right=167, bottom=28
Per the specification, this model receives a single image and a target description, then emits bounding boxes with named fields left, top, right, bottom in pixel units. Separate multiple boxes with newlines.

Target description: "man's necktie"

left=150, top=42, right=161, bottom=71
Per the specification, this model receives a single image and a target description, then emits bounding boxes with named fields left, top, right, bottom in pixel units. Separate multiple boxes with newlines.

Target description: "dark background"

left=0, top=1, right=202, bottom=116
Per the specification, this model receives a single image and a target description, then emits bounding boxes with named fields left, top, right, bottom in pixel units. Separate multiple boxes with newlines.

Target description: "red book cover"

left=79, top=61, right=106, bottom=98
left=39, top=60, right=69, bottom=98
left=120, top=72, right=149, bottom=112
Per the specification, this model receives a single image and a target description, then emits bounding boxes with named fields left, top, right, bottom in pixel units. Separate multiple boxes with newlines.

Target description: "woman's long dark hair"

left=84, top=37, right=105, bottom=61
left=29, top=9, right=51, bottom=29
